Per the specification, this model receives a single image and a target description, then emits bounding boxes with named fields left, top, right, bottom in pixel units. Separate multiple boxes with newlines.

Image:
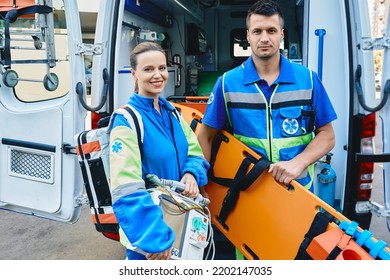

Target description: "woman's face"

left=131, top=50, right=168, bottom=97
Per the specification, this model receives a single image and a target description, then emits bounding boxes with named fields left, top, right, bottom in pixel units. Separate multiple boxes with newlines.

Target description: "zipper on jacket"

left=254, top=82, right=279, bottom=161
left=267, top=84, right=279, bottom=162
left=267, top=104, right=273, bottom=161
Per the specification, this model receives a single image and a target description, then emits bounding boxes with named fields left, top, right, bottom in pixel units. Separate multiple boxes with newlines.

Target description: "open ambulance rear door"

left=0, top=0, right=87, bottom=223
left=379, top=0, right=390, bottom=230
left=305, top=0, right=390, bottom=229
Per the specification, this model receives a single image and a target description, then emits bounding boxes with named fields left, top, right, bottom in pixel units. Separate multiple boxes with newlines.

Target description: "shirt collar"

left=130, top=93, right=175, bottom=112
left=243, top=54, right=296, bottom=85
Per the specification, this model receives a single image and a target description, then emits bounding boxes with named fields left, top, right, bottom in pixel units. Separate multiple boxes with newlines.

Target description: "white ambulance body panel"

left=304, top=0, right=378, bottom=209
left=304, top=0, right=351, bottom=202
left=0, top=0, right=87, bottom=223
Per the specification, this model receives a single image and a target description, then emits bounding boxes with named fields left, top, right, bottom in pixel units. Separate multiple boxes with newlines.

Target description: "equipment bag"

left=75, top=104, right=143, bottom=241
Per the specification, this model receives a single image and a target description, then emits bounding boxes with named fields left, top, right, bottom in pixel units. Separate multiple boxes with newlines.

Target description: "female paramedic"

left=109, top=42, right=210, bottom=260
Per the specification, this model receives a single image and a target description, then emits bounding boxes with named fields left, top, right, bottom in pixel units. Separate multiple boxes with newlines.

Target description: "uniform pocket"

left=280, top=106, right=303, bottom=137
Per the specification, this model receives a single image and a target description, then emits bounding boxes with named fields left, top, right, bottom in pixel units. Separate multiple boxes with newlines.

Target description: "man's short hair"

left=246, top=0, right=285, bottom=28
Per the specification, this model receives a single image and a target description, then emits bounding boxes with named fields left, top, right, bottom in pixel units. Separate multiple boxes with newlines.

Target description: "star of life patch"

left=111, top=140, right=123, bottom=154
left=282, top=118, right=299, bottom=135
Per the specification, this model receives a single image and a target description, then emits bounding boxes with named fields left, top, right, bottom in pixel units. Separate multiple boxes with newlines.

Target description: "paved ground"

left=0, top=204, right=125, bottom=260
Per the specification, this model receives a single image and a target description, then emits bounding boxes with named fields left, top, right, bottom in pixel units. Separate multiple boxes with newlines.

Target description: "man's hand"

left=268, top=159, right=306, bottom=185
left=269, top=123, right=336, bottom=185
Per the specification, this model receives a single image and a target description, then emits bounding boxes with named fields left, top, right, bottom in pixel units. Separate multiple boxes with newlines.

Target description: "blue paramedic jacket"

left=202, top=55, right=337, bottom=189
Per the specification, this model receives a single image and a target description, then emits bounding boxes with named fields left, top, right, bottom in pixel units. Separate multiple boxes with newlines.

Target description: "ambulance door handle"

left=76, top=68, right=109, bottom=112
left=315, top=29, right=326, bottom=80
left=355, top=64, right=390, bottom=113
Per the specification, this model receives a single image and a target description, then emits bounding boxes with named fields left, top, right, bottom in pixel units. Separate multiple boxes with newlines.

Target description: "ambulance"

left=0, top=0, right=389, bottom=249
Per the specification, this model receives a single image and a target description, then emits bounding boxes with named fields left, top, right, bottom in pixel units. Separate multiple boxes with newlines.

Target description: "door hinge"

left=361, top=35, right=390, bottom=51
left=75, top=194, right=89, bottom=207
left=62, top=144, right=77, bottom=155
left=75, top=43, right=103, bottom=56
left=356, top=201, right=390, bottom=217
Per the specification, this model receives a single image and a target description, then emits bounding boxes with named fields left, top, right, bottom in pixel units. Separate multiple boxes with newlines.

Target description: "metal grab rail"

left=355, top=64, right=390, bottom=113
left=76, top=68, right=109, bottom=112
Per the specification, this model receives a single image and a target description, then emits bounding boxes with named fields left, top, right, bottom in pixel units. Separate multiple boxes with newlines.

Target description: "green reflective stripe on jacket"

left=236, top=132, right=314, bottom=190
left=270, top=133, right=314, bottom=162
left=234, top=133, right=268, bottom=153
left=178, top=113, right=205, bottom=158
left=110, top=125, right=143, bottom=195
left=119, top=228, right=130, bottom=249
left=235, top=133, right=313, bottom=161
left=302, top=164, right=315, bottom=189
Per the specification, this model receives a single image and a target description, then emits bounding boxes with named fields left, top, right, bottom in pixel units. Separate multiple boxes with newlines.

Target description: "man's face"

left=247, top=14, right=284, bottom=61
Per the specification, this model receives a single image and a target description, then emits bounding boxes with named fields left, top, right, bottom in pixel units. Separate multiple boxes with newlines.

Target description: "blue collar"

left=243, top=54, right=296, bottom=85
left=129, top=93, right=176, bottom=112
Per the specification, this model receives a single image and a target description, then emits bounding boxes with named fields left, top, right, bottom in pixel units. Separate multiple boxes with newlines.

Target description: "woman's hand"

left=145, top=247, right=172, bottom=260
left=180, top=173, right=199, bottom=198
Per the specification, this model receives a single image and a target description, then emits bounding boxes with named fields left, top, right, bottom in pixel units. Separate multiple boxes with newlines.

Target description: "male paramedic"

left=198, top=0, right=337, bottom=192
left=197, top=0, right=337, bottom=260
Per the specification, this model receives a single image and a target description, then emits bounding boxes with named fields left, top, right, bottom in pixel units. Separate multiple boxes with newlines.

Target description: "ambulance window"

left=80, top=10, right=98, bottom=96
left=2, top=3, right=70, bottom=102
left=231, top=28, right=251, bottom=58
left=231, top=28, right=251, bottom=68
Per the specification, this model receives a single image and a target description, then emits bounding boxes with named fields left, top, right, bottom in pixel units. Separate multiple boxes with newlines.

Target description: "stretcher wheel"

left=32, top=36, right=42, bottom=50
left=2, top=69, right=19, bottom=88
left=43, top=72, right=59, bottom=91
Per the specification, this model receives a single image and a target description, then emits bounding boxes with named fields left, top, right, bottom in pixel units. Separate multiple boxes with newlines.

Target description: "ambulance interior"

left=114, top=0, right=304, bottom=103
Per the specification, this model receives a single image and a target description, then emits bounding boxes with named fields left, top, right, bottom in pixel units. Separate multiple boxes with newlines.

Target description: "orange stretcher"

left=167, top=95, right=208, bottom=115
left=0, top=0, right=36, bottom=18
left=172, top=102, right=390, bottom=260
